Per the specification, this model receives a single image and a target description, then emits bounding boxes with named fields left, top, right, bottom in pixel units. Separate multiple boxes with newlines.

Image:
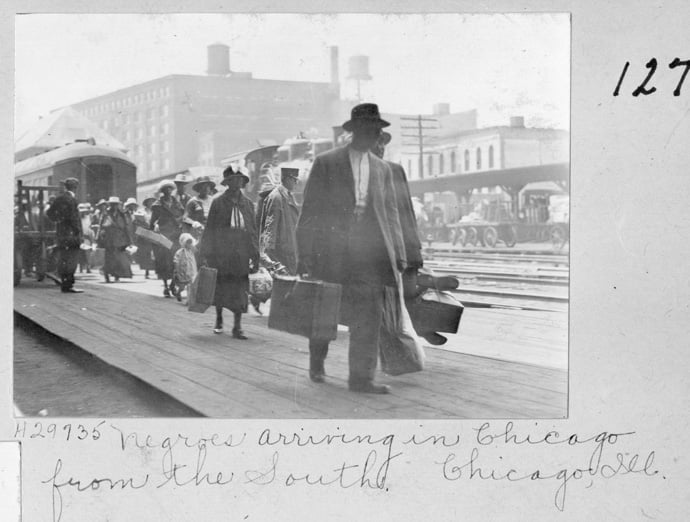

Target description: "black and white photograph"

left=13, top=13, right=570, bottom=419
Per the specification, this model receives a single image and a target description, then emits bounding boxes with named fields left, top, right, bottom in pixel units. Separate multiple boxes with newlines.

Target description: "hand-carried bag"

left=268, top=276, right=342, bottom=341
left=249, top=267, right=273, bottom=302
left=187, top=266, right=217, bottom=313
left=379, top=281, right=426, bottom=376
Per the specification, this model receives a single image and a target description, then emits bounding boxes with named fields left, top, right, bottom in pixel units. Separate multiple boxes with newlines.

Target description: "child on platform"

left=172, top=233, right=198, bottom=302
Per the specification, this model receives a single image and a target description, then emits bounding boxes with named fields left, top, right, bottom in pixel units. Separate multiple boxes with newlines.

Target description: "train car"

left=14, top=140, right=137, bottom=286
left=14, top=139, right=137, bottom=205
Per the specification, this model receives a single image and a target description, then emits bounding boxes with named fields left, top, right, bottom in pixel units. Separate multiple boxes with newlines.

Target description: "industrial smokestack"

left=207, top=43, right=230, bottom=76
left=330, top=46, right=339, bottom=85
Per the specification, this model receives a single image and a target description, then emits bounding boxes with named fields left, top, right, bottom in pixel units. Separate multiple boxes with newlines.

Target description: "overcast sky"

left=15, top=13, right=570, bottom=138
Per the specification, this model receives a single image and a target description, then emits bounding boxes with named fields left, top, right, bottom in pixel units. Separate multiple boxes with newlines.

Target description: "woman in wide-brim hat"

left=150, top=180, right=185, bottom=297
left=199, top=166, right=259, bottom=339
left=184, top=175, right=217, bottom=239
left=134, top=195, right=157, bottom=278
left=99, top=196, right=134, bottom=283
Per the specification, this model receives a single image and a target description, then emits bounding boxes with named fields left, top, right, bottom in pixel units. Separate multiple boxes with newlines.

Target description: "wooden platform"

left=13, top=280, right=567, bottom=419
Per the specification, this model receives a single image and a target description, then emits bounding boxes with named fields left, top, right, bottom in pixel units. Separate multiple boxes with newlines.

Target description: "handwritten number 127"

left=613, top=58, right=690, bottom=96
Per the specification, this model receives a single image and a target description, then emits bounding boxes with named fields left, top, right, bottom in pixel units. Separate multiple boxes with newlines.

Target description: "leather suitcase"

left=408, top=289, right=464, bottom=336
left=268, top=276, right=342, bottom=341
left=135, top=226, right=173, bottom=250
left=187, top=266, right=217, bottom=313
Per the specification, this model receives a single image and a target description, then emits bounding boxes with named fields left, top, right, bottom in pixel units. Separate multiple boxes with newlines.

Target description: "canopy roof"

left=15, top=107, right=127, bottom=162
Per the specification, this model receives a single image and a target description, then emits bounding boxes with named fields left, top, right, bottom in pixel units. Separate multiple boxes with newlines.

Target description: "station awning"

left=408, top=162, right=569, bottom=197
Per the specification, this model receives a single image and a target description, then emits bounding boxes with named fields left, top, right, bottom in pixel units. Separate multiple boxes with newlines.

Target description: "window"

left=160, top=104, right=169, bottom=118
left=124, top=130, right=131, bottom=142
left=149, top=125, right=156, bottom=137
left=464, top=150, right=470, bottom=171
left=439, top=153, right=445, bottom=174
left=161, top=140, right=169, bottom=153
left=149, top=143, right=156, bottom=154
left=136, top=128, right=144, bottom=140
left=451, top=150, right=456, bottom=173
left=163, top=158, right=170, bottom=170
left=149, top=159, right=157, bottom=172
left=160, top=122, right=169, bottom=135
left=489, top=145, right=495, bottom=168
left=408, top=159, right=412, bottom=176
left=476, top=147, right=482, bottom=170
left=427, top=155, right=433, bottom=176
left=148, top=108, right=156, bottom=120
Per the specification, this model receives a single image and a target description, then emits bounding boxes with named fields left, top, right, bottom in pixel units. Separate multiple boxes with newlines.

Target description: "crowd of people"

left=41, top=103, right=427, bottom=394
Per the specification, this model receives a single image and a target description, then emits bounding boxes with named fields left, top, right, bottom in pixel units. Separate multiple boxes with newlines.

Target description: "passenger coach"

left=14, top=139, right=137, bottom=204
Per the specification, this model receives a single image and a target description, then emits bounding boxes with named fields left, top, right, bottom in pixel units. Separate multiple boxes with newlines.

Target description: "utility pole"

left=401, top=115, right=438, bottom=179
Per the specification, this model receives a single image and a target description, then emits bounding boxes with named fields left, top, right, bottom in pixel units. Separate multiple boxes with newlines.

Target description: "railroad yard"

left=13, top=242, right=568, bottom=419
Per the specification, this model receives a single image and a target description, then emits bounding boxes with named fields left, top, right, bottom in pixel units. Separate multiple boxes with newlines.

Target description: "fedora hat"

left=157, top=179, right=176, bottom=193
left=280, top=167, right=300, bottom=180
left=220, top=166, right=249, bottom=186
left=173, top=172, right=193, bottom=184
left=107, top=196, right=121, bottom=205
left=124, top=197, right=138, bottom=208
left=192, top=175, right=217, bottom=192
left=342, top=103, right=390, bottom=132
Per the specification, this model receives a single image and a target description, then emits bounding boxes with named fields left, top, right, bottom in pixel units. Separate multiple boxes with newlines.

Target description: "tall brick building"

left=68, top=43, right=344, bottom=197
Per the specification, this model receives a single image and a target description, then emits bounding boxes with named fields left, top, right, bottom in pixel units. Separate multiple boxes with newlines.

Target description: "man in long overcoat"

left=46, top=177, right=83, bottom=293
left=200, top=167, right=260, bottom=339
left=372, top=131, right=424, bottom=289
left=296, top=103, right=407, bottom=394
left=261, top=167, right=300, bottom=274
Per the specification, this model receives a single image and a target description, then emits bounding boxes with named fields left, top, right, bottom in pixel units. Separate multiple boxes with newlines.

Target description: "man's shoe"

left=348, top=380, right=390, bottom=394
left=232, top=328, right=248, bottom=340
left=309, top=370, right=325, bottom=383
left=61, top=288, right=84, bottom=294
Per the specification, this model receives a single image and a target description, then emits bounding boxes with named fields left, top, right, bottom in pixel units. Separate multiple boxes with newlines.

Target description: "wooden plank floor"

left=14, top=280, right=567, bottom=419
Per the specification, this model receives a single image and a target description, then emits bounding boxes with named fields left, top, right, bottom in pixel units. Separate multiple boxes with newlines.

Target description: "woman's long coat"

left=200, top=191, right=259, bottom=277
left=149, top=196, right=184, bottom=280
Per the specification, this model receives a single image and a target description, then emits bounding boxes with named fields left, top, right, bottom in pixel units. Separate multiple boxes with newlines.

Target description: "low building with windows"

left=386, top=111, right=568, bottom=224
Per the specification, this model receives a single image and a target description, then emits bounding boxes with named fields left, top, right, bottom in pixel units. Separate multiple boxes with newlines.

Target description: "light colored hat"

left=96, top=198, right=107, bottom=207
left=192, top=175, right=216, bottom=192
left=107, top=196, right=121, bottom=204
left=142, top=196, right=156, bottom=207
left=157, top=180, right=176, bottom=193
left=133, top=209, right=146, bottom=217
left=179, top=233, right=195, bottom=247
left=78, top=203, right=91, bottom=212
left=173, top=172, right=193, bottom=184
left=124, top=197, right=138, bottom=208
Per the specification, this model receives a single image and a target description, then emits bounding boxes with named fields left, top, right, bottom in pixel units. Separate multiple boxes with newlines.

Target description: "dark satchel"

left=408, top=288, right=464, bottom=337
left=268, top=276, right=342, bottom=341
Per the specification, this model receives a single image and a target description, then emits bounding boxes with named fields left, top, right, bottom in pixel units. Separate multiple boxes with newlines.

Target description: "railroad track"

left=421, top=249, right=569, bottom=311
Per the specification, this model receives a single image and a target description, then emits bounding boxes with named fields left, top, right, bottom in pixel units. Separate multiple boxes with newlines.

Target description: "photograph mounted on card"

left=12, top=12, right=569, bottom=419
